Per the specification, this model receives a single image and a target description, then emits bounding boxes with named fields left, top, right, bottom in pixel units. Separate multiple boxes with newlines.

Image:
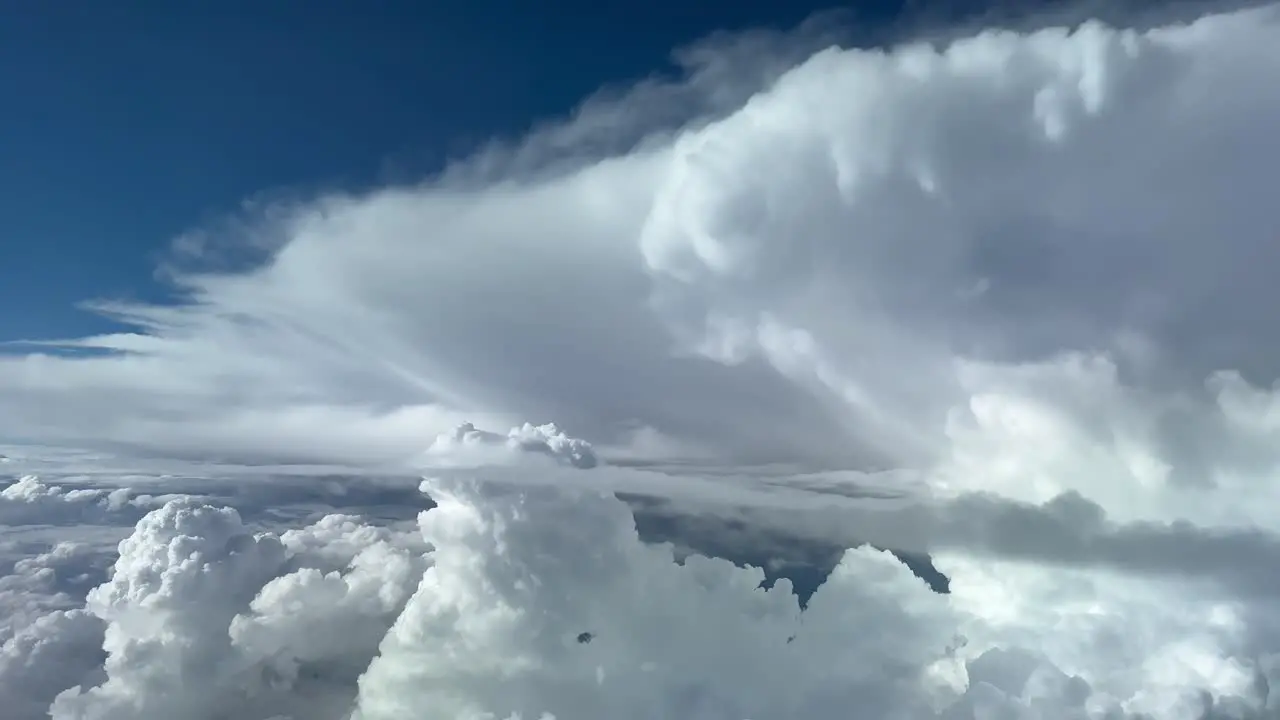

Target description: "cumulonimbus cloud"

left=4, top=2, right=1280, bottom=718
left=2, top=4, right=1278, bottom=477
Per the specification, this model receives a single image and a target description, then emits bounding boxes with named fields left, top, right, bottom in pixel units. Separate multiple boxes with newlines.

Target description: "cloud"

left=0, top=611, right=106, bottom=720
left=0, top=474, right=182, bottom=719
left=3, top=4, right=1279, bottom=477
left=0, top=474, right=184, bottom=645
left=421, top=422, right=599, bottom=469
left=0, top=475, right=174, bottom=526
left=0, top=459, right=1271, bottom=719
left=351, top=478, right=967, bottom=720
left=0, top=418, right=1278, bottom=718
left=41, top=496, right=430, bottom=720
left=4, top=2, right=1280, bottom=718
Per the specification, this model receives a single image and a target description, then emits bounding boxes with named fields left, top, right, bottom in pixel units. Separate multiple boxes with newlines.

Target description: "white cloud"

left=352, top=478, right=966, bottom=720
left=43, top=498, right=429, bottom=720
left=2, top=5, right=1278, bottom=475
left=420, top=422, right=599, bottom=469
left=4, top=2, right=1280, bottom=718
left=0, top=611, right=106, bottom=720
left=1, top=459, right=1271, bottom=719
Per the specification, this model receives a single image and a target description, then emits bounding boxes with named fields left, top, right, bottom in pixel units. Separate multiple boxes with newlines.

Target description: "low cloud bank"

left=0, top=421, right=1276, bottom=718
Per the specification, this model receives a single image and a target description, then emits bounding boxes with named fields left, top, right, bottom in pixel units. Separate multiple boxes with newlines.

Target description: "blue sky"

left=1, top=0, right=943, bottom=342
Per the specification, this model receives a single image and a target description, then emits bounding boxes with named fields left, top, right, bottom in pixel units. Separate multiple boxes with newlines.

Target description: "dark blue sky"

left=0, top=0, right=1033, bottom=341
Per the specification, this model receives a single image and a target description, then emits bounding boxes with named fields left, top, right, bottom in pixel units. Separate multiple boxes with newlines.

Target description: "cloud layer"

left=3, top=440, right=1277, bottom=719
left=5, top=2, right=1280, bottom=718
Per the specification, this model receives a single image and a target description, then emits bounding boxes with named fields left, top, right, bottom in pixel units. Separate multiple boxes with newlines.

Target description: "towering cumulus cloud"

left=4, top=3, right=1280, bottom=718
